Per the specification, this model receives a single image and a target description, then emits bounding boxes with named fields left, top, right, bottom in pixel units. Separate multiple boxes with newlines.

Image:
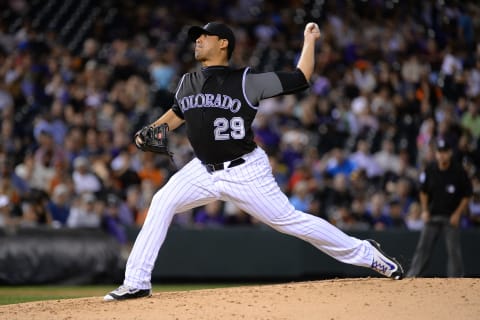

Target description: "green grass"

left=0, top=283, right=243, bottom=306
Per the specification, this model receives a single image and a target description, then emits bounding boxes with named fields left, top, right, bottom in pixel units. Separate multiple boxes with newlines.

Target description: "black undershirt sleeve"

left=244, top=68, right=309, bottom=105
left=274, top=68, right=310, bottom=95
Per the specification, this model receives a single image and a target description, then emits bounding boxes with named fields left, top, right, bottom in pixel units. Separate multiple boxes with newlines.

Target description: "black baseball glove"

left=134, top=123, right=171, bottom=155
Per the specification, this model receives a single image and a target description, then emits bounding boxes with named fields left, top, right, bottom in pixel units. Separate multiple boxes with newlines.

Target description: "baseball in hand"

left=305, top=22, right=321, bottom=39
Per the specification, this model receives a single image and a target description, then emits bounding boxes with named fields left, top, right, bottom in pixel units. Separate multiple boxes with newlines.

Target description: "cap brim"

left=188, top=26, right=212, bottom=41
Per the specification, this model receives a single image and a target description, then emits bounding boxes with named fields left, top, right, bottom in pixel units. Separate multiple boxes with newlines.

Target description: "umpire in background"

left=407, top=138, right=472, bottom=277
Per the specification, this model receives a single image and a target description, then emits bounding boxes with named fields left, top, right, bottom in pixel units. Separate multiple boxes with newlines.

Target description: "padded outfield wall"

left=1, top=227, right=479, bottom=284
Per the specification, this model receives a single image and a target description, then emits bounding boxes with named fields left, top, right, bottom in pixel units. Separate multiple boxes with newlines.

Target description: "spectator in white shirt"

left=72, top=156, right=102, bottom=194
left=349, top=139, right=383, bottom=178
left=374, top=139, right=401, bottom=175
left=67, top=192, right=101, bottom=228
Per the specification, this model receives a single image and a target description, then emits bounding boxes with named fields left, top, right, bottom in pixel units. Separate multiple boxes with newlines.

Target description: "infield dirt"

left=1, top=278, right=479, bottom=320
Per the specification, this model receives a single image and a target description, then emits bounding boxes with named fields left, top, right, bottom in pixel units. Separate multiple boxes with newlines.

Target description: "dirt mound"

left=1, top=278, right=479, bottom=320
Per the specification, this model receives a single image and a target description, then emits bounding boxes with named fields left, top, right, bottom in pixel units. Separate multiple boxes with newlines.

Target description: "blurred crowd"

left=1, top=0, right=480, bottom=244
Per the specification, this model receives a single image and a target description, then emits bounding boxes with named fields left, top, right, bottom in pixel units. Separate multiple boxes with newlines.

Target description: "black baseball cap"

left=188, top=22, right=235, bottom=58
left=435, top=138, right=452, bottom=151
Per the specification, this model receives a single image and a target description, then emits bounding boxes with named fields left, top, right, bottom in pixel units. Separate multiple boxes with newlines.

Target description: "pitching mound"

left=2, top=278, right=479, bottom=320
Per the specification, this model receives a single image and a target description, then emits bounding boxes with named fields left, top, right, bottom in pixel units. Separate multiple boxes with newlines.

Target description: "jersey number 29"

left=214, top=117, right=245, bottom=140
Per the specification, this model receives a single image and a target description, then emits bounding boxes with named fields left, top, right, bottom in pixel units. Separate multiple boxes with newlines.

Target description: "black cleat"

left=103, top=285, right=152, bottom=301
left=367, top=239, right=404, bottom=280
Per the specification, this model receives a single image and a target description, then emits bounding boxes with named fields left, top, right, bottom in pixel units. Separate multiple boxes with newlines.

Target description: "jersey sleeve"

left=170, top=74, right=187, bottom=119
left=244, top=68, right=309, bottom=105
left=459, top=166, right=473, bottom=197
left=171, top=101, right=184, bottom=119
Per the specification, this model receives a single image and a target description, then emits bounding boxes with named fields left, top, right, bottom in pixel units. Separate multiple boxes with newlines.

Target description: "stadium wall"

left=1, top=227, right=479, bottom=284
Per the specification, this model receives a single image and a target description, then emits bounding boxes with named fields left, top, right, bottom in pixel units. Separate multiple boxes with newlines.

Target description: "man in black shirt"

left=407, top=138, right=473, bottom=277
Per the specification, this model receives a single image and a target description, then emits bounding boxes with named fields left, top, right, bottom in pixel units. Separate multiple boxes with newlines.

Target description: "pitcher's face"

left=194, top=34, right=225, bottom=62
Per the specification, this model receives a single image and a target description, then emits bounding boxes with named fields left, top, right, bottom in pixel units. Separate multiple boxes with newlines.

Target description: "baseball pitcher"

left=105, top=21, right=403, bottom=301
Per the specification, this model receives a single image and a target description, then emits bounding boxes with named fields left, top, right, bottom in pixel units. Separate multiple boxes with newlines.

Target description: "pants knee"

left=264, top=210, right=307, bottom=234
left=149, top=189, right=177, bottom=215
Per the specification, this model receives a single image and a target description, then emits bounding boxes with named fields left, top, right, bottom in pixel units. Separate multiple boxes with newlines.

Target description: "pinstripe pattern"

left=219, top=148, right=372, bottom=265
left=124, top=147, right=373, bottom=289
left=124, top=158, right=218, bottom=289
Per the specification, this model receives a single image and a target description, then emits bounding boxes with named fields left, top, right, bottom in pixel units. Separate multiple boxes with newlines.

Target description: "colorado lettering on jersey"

left=179, top=93, right=242, bottom=113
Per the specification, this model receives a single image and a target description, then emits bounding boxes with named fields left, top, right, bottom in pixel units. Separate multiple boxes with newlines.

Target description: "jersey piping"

left=242, top=67, right=259, bottom=110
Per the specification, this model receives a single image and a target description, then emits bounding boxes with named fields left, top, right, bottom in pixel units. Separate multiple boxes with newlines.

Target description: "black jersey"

left=171, top=66, right=256, bottom=163
left=419, top=161, right=473, bottom=217
left=171, top=66, right=309, bottom=164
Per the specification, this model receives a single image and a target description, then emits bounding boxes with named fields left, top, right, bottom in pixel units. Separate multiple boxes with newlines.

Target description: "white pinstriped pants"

left=124, top=147, right=374, bottom=289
